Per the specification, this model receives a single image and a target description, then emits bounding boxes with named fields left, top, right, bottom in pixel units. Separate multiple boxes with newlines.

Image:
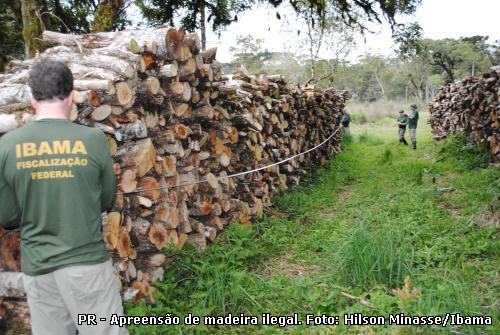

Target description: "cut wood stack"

left=429, top=69, right=499, bottom=161
left=0, top=27, right=347, bottom=328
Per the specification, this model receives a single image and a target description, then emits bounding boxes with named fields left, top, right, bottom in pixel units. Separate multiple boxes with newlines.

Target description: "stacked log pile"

left=0, top=27, right=346, bottom=329
left=429, top=69, right=499, bottom=161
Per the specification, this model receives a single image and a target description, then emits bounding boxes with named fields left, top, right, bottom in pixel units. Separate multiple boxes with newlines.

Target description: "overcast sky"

left=197, top=0, right=500, bottom=63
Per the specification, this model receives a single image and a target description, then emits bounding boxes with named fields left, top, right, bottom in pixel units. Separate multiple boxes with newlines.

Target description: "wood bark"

left=21, top=0, right=44, bottom=58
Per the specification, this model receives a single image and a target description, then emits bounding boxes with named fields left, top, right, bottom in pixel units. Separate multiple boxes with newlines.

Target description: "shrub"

left=438, top=133, right=490, bottom=169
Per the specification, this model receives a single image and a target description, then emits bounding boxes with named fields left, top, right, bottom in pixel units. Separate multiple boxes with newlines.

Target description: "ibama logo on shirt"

left=15, top=140, right=87, bottom=158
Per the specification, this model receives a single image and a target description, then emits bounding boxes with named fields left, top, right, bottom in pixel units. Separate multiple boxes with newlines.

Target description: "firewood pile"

left=0, top=27, right=346, bottom=330
left=429, top=69, right=499, bottom=161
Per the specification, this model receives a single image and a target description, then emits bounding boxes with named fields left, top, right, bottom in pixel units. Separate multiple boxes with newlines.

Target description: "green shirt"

left=0, top=119, right=116, bottom=275
left=397, top=116, right=408, bottom=128
left=408, top=110, right=419, bottom=129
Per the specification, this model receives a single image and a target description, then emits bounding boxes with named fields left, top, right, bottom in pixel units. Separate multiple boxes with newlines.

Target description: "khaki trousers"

left=23, top=260, right=129, bottom=335
left=398, top=127, right=406, bottom=140
left=409, top=128, right=417, bottom=144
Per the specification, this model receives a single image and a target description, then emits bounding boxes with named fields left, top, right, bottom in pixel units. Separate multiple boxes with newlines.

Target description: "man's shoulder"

left=0, top=121, right=106, bottom=148
left=71, top=122, right=104, bottom=137
left=0, top=123, right=36, bottom=145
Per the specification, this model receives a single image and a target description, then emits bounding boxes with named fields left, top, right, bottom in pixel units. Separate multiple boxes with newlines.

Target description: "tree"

left=137, top=0, right=420, bottom=50
left=301, top=4, right=326, bottom=80
left=279, top=2, right=356, bottom=85
left=394, top=24, right=495, bottom=84
left=2, top=0, right=130, bottom=63
left=0, top=0, right=24, bottom=70
left=136, top=0, right=252, bottom=51
left=273, top=0, right=421, bottom=31
left=46, top=0, right=130, bottom=33
left=92, top=0, right=128, bottom=32
left=311, top=15, right=356, bottom=85
left=21, top=0, right=48, bottom=58
left=228, top=34, right=272, bottom=73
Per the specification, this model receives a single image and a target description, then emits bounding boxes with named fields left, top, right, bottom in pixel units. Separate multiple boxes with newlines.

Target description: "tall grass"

left=336, top=221, right=414, bottom=289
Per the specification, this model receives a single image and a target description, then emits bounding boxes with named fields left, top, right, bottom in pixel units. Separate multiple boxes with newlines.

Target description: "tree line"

left=225, top=32, right=498, bottom=102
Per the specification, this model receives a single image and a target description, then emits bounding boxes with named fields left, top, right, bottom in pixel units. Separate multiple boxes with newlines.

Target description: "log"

left=192, top=105, right=214, bottom=119
left=183, top=33, right=201, bottom=55
left=159, top=63, right=178, bottom=78
left=74, top=79, right=116, bottom=94
left=116, top=138, right=156, bottom=177
left=91, top=104, right=112, bottom=121
left=0, top=113, right=33, bottom=133
left=0, top=230, right=21, bottom=271
left=166, top=28, right=192, bottom=62
left=16, top=48, right=136, bottom=79
left=42, top=28, right=173, bottom=55
left=178, top=58, right=197, bottom=79
left=0, top=272, right=25, bottom=298
left=137, top=77, right=160, bottom=95
left=170, top=102, right=191, bottom=117
left=0, top=84, right=31, bottom=106
left=201, top=47, right=217, bottom=64
left=115, top=81, right=134, bottom=106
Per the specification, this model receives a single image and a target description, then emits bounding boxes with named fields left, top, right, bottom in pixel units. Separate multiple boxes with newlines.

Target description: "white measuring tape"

left=121, top=127, right=342, bottom=195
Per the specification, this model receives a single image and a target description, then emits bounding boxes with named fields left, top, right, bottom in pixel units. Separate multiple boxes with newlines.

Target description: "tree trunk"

left=373, top=70, right=385, bottom=97
left=21, top=0, right=44, bottom=58
left=200, top=2, right=206, bottom=51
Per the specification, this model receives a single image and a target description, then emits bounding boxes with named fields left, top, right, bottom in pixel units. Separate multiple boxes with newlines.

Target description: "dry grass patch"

left=258, top=255, right=321, bottom=278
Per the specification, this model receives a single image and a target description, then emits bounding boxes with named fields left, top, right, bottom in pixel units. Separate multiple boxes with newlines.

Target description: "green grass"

left=437, top=133, right=490, bottom=169
left=125, top=113, right=499, bottom=335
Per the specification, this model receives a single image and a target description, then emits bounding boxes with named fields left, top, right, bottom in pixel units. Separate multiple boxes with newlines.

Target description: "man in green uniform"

left=341, top=111, right=351, bottom=134
left=408, top=104, right=419, bottom=149
left=0, top=60, right=128, bottom=335
left=396, top=110, right=408, bottom=145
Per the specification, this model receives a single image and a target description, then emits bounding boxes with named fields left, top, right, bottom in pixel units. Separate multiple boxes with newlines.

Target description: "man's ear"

left=66, top=91, right=73, bottom=107
left=30, top=96, right=39, bottom=111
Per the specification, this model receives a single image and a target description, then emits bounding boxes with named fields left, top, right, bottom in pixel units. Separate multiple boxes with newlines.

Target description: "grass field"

left=126, top=112, right=499, bottom=335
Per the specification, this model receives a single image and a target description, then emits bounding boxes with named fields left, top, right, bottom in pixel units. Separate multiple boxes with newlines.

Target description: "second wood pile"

left=429, top=69, right=499, bottom=161
left=0, top=27, right=347, bottom=304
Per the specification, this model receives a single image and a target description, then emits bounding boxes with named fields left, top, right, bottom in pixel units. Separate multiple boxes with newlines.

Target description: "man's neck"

left=35, top=104, right=69, bottom=120
left=36, top=113, right=68, bottom=120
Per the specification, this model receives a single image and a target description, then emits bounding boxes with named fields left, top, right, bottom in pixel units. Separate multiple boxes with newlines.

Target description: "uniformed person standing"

left=408, top=104, right=419, bottom=149
left=0, top=60, right=129, bottom=335
left=396, top=110, right=408, bottom=145
left=341, top=111, right=351, bottom=135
